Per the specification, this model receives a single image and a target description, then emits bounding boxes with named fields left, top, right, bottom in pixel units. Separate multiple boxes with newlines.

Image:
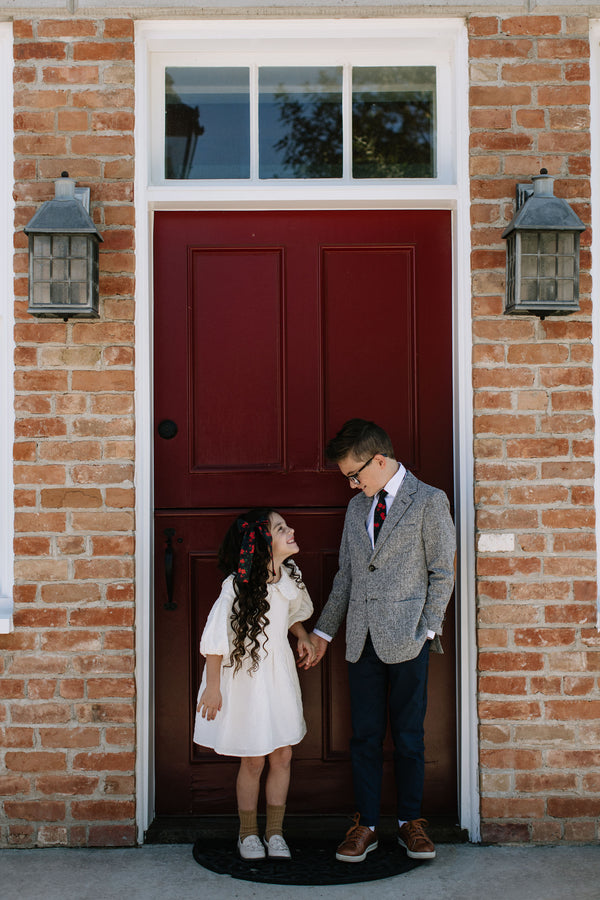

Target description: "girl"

left=194, top=508, right=315, bottom=861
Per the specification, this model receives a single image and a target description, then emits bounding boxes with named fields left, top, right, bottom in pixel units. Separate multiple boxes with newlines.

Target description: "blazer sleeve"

left=314, top=514, right=352, bottom=639
left=421, top=489, right=456, bottom=636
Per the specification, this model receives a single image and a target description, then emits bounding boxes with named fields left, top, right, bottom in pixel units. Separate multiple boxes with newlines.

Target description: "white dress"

left=193, top=564, right=313, bottom=757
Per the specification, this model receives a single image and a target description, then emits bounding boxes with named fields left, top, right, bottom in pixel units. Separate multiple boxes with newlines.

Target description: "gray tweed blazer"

left=315, top=470, right=456, bottom=664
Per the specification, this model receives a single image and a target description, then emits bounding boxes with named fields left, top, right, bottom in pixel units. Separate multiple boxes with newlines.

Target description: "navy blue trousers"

left=347, top=632, right=430, bottom=825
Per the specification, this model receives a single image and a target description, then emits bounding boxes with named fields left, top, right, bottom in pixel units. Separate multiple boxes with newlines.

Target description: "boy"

left=310, top=419, right=456, bottom=862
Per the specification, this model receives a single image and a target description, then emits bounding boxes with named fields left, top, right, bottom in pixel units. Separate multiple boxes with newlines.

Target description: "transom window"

left=147, top=23, right=458, bottom=187
left=164, top=65, right=436, bottom=181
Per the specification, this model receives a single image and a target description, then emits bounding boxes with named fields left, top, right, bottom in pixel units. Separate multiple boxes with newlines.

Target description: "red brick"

left=36, top=775, right=98, bottom=796
left=87, top=824, right=136, bottom=847
left=15, top=42, right=67, bottom=60
left=37, top=20, right=98, bottom=38
left=41, top=583, right=101, bottom=604
left=479, top=700, right=541, bottom=720
left=73, top=751, right=135, bottom=771
left=546, top=700, right=600, bottom=720
left=4, top=801, right=65, bottom=821
left=502, top=16, right=562, bottom=35
left=5, top=751, right=67, bottom=772
left=547, top=798, right=600, bottom=817
left=480, top=749, right=542, bottom=770
left=71, top=800, right=135, bottom=820
left=104, top=19, right=135, bottom=39
left=76, top=703, right=135, bottom=724
left=537, top=39, right=589, bottom=60
left=42, top=66, right=99, bottom=84
left=74, top=42, right=134, bottom=62
left=470, top=85, right=531, bottom=106
left=39, top=728, right=100, bottom=749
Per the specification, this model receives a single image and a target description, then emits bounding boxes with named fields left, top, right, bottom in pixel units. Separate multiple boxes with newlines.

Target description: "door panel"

left=154, top=210, right=456, bottom=817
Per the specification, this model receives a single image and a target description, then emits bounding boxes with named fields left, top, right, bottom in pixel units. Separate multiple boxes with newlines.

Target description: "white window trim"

left=0, top=23, right=14, bottom=634
left=135, top=17, right=479, bottom=843
left=151, top=44, right=454, bottom=187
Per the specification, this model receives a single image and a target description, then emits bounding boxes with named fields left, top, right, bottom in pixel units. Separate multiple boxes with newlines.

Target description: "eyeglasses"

left=346, top=456, right=374, bottom=485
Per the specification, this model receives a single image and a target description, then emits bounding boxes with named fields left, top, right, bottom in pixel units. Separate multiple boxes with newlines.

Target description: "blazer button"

left=368, top=564, right=376, bottom=572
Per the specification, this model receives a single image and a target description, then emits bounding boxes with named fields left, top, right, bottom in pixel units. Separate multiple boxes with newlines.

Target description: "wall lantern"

left=24, top=172, right=103, bottom=319
left=502, top=169, right=586, bottom=319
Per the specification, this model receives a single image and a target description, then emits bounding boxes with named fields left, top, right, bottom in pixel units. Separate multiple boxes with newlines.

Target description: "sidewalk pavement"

left=1, top=843, right=598, bottom=900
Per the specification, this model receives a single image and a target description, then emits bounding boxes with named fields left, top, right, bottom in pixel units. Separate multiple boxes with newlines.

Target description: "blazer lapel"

left=369, top=471, right=417, bottom=561
left=349, top=493, right=373, bottom=553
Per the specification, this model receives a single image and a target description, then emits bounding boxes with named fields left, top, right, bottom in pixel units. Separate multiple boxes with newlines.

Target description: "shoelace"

left=343, top=813, right=370, bottom=847
left=402, top=819, right=429, bottom=841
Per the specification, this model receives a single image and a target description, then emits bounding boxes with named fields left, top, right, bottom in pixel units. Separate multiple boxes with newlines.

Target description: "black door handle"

left=163, top=528, right=177, bottom=611
left=158, top=420, right=178, bottom=440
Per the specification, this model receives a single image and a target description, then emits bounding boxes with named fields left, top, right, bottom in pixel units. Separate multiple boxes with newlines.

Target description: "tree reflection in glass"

left=165, top=68, right=250, bottom=179
left=259, top=67, right=343, bottom=179
left=352, top=67, right=436, bottom=179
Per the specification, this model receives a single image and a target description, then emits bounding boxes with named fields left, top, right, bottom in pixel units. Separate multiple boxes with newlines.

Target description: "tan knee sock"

left=238, top=808, right=259, bottom=841
left=265, top=804, right=286, bottom=840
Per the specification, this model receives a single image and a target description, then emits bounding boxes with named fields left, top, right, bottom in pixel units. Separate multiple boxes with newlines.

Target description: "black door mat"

left=192, top=838, right=422, bottom=885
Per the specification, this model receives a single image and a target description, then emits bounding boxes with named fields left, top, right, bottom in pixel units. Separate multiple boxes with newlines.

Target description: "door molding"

left=134, top=17, right=479, bottom=842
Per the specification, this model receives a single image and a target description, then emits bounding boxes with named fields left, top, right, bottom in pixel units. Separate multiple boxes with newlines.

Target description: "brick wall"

left=1, top=9, right=600, bottom=849
left=470, top=13, right=600, bottom=842
left=0, top=17, right=136, bottom=847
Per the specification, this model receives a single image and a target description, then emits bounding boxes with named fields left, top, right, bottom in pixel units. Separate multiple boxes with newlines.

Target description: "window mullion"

left=343, top=62, right=352, bottom=182
left=250, top=63, right=259, bottom=182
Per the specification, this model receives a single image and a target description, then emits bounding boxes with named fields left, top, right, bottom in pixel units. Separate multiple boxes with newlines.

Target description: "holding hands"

left=307, top=632, right=328, bottom=667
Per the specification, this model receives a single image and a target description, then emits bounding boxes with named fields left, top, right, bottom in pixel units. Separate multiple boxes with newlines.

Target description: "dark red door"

left=153, top=210, right=455, bottom=816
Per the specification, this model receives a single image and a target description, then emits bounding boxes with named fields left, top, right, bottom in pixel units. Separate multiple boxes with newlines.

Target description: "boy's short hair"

left=326, top=418, right=395, bottom=462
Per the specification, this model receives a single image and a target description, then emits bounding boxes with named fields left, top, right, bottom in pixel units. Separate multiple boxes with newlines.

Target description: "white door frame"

left=134, top=17, right=479, bottom=843
left=0, top=22, right=14, bottom=635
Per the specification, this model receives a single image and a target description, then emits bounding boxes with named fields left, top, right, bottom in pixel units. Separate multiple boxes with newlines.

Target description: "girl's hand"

left=197, top=687, right=222, bottom=721
left=296, top=636, right=316, bottom=669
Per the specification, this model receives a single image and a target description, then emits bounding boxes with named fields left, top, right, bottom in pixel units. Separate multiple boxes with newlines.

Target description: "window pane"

left=259, top=67, right=342, bottom=179
left=165, top=68, right=250, bottom=179
left=352, top=67, right=436, bottom=178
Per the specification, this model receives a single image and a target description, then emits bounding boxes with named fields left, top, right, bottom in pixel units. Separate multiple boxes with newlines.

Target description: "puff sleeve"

left=286, top=565, right=314, bottom=629
left=199, top=576, right=235, bottom=662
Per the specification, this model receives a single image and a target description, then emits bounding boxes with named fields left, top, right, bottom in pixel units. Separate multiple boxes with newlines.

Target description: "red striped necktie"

left=373, top=490, right=387, bottom=543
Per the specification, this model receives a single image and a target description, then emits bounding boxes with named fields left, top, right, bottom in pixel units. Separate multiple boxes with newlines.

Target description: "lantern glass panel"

left=52, top=259, right=69, bottom=281
left=521, top=279, right=538, bottom=302
left=521, top=233, right=537, bottom=253
left=558, top=233, right=574, bottom=254
left=557, top=256, right=574, bottom=277
left=539, top=233, right=557, bottom=254
left=521, top=254, right=538, bottom=277
left=70, top=258, right=88, bottom=281
left=71, top=236, right=88, bottom=257
left=33, top=259, right=51, bottom=281
left=53, top=236, right=70, bottom=257
left=557, top=280, right=574, bottom=302
left=539, top=280, right=557, bottom=302
left=540, top=255, right=556, bottom=277
left=32, top=282, right=50, bottom=306
left=33, top=235, right=52, bottom=257
left=70, top=283, right=88, bottom=305
left=51, top=282, right=69, bottom=304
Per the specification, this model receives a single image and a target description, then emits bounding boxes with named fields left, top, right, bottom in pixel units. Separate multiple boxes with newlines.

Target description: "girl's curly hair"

left=218, top=508, right=303, bottom=676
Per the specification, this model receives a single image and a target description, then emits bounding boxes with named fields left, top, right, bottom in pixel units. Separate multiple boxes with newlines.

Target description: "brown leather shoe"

left=335, top=813, right=378, bottom=862
left=398, top=818, right=436, bottom=859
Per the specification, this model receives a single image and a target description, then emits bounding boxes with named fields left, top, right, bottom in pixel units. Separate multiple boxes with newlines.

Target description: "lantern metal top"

left=24, top=173, right=103, bottom=240
left=502, top=172, right=586, bottom=238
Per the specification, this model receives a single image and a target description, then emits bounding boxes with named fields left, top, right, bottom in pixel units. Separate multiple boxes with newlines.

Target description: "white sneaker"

left=237, top=834, right=266, bottom=860
left=263, top=834, right=292, bottom=859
